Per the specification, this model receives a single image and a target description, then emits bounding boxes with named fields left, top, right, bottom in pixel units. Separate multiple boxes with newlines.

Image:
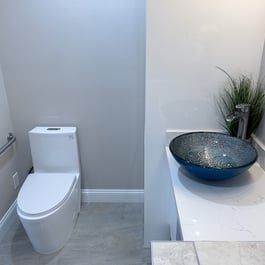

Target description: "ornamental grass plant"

left=217, top=67, right=265, bottom=139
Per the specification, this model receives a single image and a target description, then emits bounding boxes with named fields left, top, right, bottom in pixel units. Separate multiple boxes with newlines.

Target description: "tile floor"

left=0, top=203, right=151, bottom=265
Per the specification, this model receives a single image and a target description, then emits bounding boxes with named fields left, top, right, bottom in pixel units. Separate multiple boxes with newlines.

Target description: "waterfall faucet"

left=225, top=104, right=250, bottom=140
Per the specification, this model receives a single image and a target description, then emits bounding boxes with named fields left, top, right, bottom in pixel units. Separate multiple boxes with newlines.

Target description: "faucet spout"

left=225, top=104, right=250, bottom=140
left=225, top=112, right=240, bottom=122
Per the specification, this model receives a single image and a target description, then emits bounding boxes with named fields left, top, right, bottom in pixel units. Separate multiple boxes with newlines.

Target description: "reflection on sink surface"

left=169, top=131, right=257, bottom=180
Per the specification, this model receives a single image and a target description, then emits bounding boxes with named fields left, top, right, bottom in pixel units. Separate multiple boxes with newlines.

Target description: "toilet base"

left=17, top=179, right=80, bottom=254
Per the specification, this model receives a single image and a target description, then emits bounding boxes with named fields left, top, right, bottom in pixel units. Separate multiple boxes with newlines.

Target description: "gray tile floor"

left=0, top=203, right=151, bottom=265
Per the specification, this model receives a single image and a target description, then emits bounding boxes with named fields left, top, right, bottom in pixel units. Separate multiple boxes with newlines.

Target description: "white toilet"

left=17, top=126, right=81, bottom=254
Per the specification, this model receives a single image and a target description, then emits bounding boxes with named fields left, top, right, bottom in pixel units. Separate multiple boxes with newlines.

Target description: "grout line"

left=192, top=242, right=201, bottom=265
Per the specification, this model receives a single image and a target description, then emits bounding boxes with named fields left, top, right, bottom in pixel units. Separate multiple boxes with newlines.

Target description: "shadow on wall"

left=255, top=40, right=265, bottom=144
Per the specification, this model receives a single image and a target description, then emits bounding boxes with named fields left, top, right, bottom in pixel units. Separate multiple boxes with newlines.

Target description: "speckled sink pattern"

left=169, top=131, right=257, bottom=180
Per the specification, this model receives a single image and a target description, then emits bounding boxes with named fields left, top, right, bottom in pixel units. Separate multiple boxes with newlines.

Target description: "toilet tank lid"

left=29, top=127, right=76, bottom=134
left=17, top=173, right=77, bottom=216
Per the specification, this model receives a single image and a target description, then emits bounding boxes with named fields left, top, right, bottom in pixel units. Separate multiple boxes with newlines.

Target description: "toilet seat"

left=17, top=173, right=76, bottom=217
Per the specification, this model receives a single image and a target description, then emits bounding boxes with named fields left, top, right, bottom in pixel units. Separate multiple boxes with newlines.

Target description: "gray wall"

left=0, top=0, right=145, bottom=189
left=0, top=64, right=17, bottom=219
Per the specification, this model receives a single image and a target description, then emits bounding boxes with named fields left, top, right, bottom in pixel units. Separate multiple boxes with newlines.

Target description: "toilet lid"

left=17, top=173, right=77, bottom=216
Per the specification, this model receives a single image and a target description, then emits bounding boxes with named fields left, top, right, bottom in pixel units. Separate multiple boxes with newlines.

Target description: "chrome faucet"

left=225, top=104, right=250, bottom=140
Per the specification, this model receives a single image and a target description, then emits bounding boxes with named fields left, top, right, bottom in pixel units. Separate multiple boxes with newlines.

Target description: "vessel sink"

left=169, top=131, right=257, bottom=180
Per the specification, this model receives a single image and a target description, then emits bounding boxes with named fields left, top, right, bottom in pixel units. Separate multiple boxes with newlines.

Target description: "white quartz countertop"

left=166, top=146, right=265, bottom=241
left=152, top=241, right=265, bottom=265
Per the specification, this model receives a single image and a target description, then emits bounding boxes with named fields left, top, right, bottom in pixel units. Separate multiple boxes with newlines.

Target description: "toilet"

left=17, top=127, right=81, bottom=254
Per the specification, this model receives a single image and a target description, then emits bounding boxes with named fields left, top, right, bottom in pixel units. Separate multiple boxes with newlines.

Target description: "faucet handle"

left=236, top=103, right=250, bottom=113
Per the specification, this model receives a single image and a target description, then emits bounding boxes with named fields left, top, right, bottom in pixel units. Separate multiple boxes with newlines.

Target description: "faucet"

left=225, top=103, right=250, bottom=140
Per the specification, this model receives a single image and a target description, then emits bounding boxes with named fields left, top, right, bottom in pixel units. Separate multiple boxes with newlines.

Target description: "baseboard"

left=0, top=190, right=144, bottom=232
left=81, top=189, right=144, bottom=203
left=0, top=200, right=17, bottom=232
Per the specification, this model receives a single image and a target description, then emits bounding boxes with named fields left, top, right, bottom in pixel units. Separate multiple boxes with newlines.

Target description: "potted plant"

left=216, top=67, right=265, bottom=139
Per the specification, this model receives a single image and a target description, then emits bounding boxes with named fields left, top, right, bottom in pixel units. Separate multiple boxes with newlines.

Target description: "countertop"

left=152, top=241, right=265, bottom=265
left=166, top=146, right=265, bottom=241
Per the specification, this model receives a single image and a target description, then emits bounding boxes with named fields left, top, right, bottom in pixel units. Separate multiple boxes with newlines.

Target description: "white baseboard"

left=0, top=200, right=17, bottom=232
left=0, top=190, right=144, bottom=232
left=81, top=189, right=144, bottom=203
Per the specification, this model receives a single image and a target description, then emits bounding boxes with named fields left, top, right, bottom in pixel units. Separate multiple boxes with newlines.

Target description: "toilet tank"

left=29, top=127, right=80, bottom=173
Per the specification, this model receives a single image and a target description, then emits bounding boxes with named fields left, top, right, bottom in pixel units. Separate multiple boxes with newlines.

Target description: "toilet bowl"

left=17, top=127, right=81, bottom=254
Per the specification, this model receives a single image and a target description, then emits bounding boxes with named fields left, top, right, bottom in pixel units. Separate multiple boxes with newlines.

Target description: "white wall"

left=145, top=0, right=265, bottom=246
left=0, top=0, right=145, bottom=189
left=0, top=64, right=17, bottom=219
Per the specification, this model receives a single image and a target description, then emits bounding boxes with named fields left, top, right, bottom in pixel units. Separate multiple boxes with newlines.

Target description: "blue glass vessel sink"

left=169, top=131, right=257, bottom=180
